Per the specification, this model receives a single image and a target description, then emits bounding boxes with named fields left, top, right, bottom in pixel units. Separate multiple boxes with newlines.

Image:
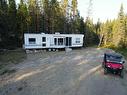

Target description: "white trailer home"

left=24, top=33, right=84, bottom=49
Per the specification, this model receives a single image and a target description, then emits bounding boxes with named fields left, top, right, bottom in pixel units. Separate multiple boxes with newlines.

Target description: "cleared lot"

left=0, top=48, right=127, bottom=95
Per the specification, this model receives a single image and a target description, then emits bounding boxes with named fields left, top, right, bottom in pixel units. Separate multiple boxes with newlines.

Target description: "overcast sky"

left=78, top=0, right=127, bottom=23
left=16, top=0, right=127, bottom=23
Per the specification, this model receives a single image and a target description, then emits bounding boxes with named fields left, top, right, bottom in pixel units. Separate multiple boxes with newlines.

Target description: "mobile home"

left=24, top=33, right=84, bottom=49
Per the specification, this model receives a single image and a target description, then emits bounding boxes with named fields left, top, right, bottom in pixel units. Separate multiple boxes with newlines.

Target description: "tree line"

left=98, top=4, right=127, bottom=49
left=2, top=0, right=126, bottom=49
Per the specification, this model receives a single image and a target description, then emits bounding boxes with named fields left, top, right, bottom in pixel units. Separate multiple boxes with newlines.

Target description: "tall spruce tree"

left=8, top=0, right=18, bottom=48
left=17, top=0, right=29, bottom=46
left=113, top=4, right=125, bottom=47
left=71, top=0, right=78, bottom=33
left=8, top=0, right=17, bottom=35
left=28, top=0, right=40, bottom=33
left=61, top=0, right=69, bottom=33
left=0, top=0, right=8, bottom=48
left=42, top=0, right=50, bottom=33
left=50, top=0, right=60, bottom=33
left=84, top=18, right=98, bottom=46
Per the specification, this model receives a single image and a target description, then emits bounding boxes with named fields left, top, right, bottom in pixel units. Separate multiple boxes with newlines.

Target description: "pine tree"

left=7, top=0, right=18, bottom=48
left=42, top=0, right=50, bottom=33
left=71, top=0, right=78, bottom=33
left=28, top=0, right=41, bottom=33
left=8, top=0, right=17, bottom=35
left=0, top=0, right=8, bottom=48
left=79, top=17, right=85, bottom=34
left=113, top=4, right=125, bottom=47
left=17, top=0, right=29, bottom=46
left=84, top=18, right=98, bottom=46
left=124, top=15, right=127, bottom=47
left=50, top=0, right=59, bottom=33
left=71, top=0, right=77, bottom=18
left=61, top=0, right=69, bottom=33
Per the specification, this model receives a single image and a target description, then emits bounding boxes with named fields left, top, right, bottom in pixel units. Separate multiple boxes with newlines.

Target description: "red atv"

left=102, top=53, right=125, bottom=78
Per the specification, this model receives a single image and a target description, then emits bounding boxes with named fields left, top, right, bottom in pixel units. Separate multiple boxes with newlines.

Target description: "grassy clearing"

left=0, top=49, right=26, bottom=64
left=100, top=44, right=127, bottom=59
left=0, top=67, right=16, bottom=75
left=0, top=49, right=26, bottom=75
left=114, top=48, right=127, bottom=59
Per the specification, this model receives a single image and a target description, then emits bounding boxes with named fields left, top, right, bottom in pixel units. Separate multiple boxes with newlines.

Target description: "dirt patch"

left=0, top=48, right=127, bottom=95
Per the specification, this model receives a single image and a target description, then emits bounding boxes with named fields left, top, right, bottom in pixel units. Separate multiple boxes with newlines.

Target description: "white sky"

left=78, top=0, right=127, bottom=23
left=16, top=0, right=127, bottom=23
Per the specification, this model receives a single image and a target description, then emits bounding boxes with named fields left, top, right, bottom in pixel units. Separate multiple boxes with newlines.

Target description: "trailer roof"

left=24, top=33, right=84, bottom=36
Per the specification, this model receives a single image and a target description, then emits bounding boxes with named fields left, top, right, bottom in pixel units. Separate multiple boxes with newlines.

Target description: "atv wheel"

left=120, top=70, right=124, bottom=78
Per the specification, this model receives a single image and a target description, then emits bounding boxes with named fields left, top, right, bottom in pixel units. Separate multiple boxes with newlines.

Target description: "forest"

left=0, top=0, right=127, bottom=50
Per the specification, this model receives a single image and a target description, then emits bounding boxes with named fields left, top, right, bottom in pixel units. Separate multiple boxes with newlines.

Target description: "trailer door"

left=66, top=37, right=72, bottom=46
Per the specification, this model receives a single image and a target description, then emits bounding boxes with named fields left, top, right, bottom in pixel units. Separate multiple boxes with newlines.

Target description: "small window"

left=54, top=38, right=57, bottom=45
left=76, top=38, right=80, bottom=43
left=42, top=43, right=46, bottom=47
left=42, top=37, right=46, bottom=42
left=29, top=38, right=36, bottom=44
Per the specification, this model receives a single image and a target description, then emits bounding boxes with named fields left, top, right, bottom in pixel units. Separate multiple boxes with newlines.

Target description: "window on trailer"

left=42, top=43, right=46, bottom=47
left=29, top=38, right=36, bottom=44
left=76, top=38, right=80, bottom=43
left=54, top=38, right=57, bottom=45
left=42, top=37, right=46, bottom=42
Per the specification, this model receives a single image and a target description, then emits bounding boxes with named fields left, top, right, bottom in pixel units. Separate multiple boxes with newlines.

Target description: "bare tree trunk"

left=98, top=34, right=104, bottom=47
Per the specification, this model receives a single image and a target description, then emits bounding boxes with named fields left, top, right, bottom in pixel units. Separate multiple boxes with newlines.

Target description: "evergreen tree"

left=84, top=18, right=99, bottom=46
left=124, top=15, right=127, bottom=47
left=7, top=0, right=18, bottom=48
left=28, top=0, right=40, bottom=33
left=50, top=0, right=60, bottom=33
left=0, top=0, right=8, bottom=48
left=17, top=0, right=29, bottom=46
left=113, top=4, right=125, bottom=47
left=61, top=0, right=69, bottom=33
left=71, top=0, right=78, bottom=33
left=42, top=0, right=50, bottom=33
left=79, top=17, right=85, bottom=34
left=8, top=0, right=17, bottom=35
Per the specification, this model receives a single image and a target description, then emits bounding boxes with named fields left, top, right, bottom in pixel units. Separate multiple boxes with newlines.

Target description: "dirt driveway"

left=0, top=48, right=127, bottom=95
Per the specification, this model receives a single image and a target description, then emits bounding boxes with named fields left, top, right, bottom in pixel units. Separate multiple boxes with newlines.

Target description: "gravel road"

left=0, top=48, right=127, bottom=95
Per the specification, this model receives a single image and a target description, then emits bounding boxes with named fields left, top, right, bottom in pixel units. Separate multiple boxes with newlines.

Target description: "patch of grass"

left=100, top=45, right=127, bottom=59
left=106, top=45, right=127, bottom=59
left=114, top=48, right=127, bottom=59
left=0, top=67, right=16, bottom=75
left=0, top=49, right=26, bottom=75
left=0, top=49, right=26, bottom=64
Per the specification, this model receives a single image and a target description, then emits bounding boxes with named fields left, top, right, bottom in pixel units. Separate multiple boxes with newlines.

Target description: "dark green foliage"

left=0, top=0, right=18, bottom=49
left=8, top=0, right=17, bottom=35
left=0, top=0, right=9, bottom=48
left=17, top=0, right=29, bottom=46
left=84, top=18, right=99, bottom=46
